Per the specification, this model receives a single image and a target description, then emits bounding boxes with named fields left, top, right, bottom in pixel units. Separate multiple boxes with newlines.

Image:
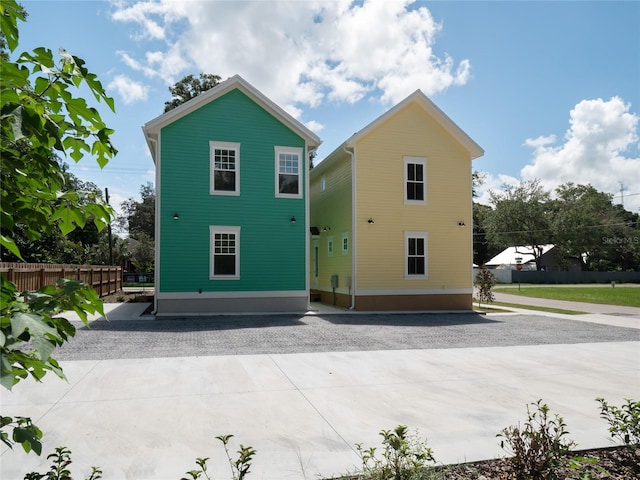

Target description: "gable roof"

left=142, top=74, right=321, bottom=163
left=313, top=89, right=483, bottom=175
left=485, top=245, right=555, bottom=267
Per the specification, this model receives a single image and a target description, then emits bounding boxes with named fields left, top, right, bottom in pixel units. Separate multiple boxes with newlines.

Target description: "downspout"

left=306, top=145, right=318, bottom=310
left=469, top=160, right=474, bottom=291
left=343, top=145, right=356, bottom=310
left=148, top=136, right=159, bottom=316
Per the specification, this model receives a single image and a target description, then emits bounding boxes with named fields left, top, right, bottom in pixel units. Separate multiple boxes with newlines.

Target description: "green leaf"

left=13, top=425, right=43, bottom=455
left=0, top=0, right=26, bottom=52
left=0, top=61, right=30, bottom=91
left=51, top=206, right=76, bottom=235
left=10, top=312, right=61, bottom=346
left=1, top=371, right=17, bottom=390
left=0, top=234, right=23, bottom=260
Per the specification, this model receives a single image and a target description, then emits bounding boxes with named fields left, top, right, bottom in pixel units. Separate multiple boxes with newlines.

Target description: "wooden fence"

left=0, top=263, right=122, bottom=297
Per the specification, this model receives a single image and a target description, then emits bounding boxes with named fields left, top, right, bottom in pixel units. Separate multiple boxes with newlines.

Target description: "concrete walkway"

left=492, top=288, right=640, bottom=317
left=1, top=303, right=639, bottom=480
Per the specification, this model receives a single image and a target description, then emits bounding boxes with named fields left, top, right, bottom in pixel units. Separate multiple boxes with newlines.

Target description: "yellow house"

left=310, top=90, right=483, bottom=310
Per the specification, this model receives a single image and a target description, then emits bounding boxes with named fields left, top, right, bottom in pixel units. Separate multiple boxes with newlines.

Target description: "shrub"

left=596, top=397, right=640, bottom=447
left=181, top=435, right=256, bottom=480
left=355, top=425, right=435, bottom=480
left=497, top=399, right=576, bottom=480
left=23, top=446, right=102, bottom=480
left=474, top=265, right=496, bottom=307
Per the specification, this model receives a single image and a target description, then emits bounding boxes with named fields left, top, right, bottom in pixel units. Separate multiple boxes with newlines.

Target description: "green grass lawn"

left=494, top=286, right=640, bottom=307
left=123, top=282, right=155, bottom=287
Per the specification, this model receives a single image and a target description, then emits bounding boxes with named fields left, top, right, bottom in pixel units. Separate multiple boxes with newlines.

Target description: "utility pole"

left=619, top=181, right=625, bottom=207
left=105, top=187, right=114, bottom=265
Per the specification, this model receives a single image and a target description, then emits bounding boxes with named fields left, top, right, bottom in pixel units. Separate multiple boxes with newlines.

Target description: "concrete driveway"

left=1, top=304, right=639, bottom=480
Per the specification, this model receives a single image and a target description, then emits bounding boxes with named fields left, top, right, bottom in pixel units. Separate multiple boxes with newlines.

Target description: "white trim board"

left=355, top=288, right=472, bottom=296
left=157, top=290, right=308, bottom=300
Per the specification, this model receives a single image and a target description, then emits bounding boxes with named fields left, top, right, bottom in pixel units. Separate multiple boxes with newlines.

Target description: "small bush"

left=23, top=446, right=102, bottom=480
left=497, top=399, right=576, bottom=480
left=474, top=265, right=496, bottom=307
left=596, top=397, right=640, bottom=447
left=181, top=434, right=256, bottom=480
left=355, top=425, right=435, bottom=480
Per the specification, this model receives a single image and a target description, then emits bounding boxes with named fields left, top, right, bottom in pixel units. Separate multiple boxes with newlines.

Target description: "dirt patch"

left=336, top=446, right=638, bottom=479
left=437, top=446, right=640, bottom=479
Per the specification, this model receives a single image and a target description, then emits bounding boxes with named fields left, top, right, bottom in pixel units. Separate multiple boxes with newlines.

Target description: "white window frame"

left=210, top=141, right=240, bottom=196
left=404, top=156, right=426, bottom=204
left=327, top=236, right=334, bottom=257
left=341, top=232, right=349, bottom=255
left=275, top=146, right=303, bottom=198
left=210, top=226, right=240, bottom=280
left=405, top=231, right=427, bottom=279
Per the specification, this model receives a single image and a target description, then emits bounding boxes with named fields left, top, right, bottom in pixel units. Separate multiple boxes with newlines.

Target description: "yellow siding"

left=354, top=102, right=472, bottom=291
left=309, top=154, right=353, bottom=294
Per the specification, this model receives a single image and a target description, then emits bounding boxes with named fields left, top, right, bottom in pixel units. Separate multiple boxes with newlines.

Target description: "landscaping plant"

left=355, top=425, right=435, bottom=480
left=596, top=397, right=640, bottom=448
left=181, top=435, right=256, bottom=480
left=497, top=400, right=576, bottom=480
left=474, top=265, right=496, bottom=308
left=23, top=446, right=102, bottom=480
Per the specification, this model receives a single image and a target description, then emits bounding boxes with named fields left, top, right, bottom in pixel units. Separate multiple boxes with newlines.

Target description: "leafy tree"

left=471, top=171, right=502, bottom=265
left=473, top=202, right=501, bottom=266
left=472, top=169, right=485, bottom=199
left=551, top=183, right=625, bottom=270
left=85, top=233, right=130, bottom=267
left=130, top=232, right=154, bottom=274
left=118, top=182, right=155, bottom=240
left=595, top=205, right=640, bottom=271
left=164, top=73, right=221, bottom=112
left=1, top=164, right=107, bottom=264
left=1, top=0, right=116, bottom=454
left=483, top=179, right=553, bottom=270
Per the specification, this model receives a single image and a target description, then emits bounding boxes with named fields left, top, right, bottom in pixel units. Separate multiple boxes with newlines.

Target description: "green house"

left=143, top=75, right=321, bottom=315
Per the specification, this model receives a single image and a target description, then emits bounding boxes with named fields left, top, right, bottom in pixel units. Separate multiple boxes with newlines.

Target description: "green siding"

left=159, top=89, right=307, bottom=293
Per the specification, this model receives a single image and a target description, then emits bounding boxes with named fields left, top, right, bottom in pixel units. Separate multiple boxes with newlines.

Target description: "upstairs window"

left=211, top=141, right=240, bottom=195
left=275, top=146, right=303, bottom=198
left=404, top=156, right=426, bottom=204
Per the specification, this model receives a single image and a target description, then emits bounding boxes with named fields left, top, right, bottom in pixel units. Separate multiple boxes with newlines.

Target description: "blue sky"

left=16, top=1, right=640, bottom=224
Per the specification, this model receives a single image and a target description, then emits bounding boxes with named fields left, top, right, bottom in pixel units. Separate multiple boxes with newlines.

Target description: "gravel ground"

left=55, top=312, right=640, bottom=361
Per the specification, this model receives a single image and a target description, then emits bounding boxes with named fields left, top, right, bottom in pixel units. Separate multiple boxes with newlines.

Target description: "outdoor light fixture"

left=322, top=226, right=331, bottom=232
left=290, top=216, right=296, bottom=224
left=458, top=221, right=466, bottom=226
left=368, top=218, right=375, bottom=224
left=173, top=213, right=180, bottom=220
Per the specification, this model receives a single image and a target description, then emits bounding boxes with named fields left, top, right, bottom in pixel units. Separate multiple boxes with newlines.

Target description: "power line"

left=472, top=220, right=638, bottom=237
left=612, top=192, right=640, bottom=198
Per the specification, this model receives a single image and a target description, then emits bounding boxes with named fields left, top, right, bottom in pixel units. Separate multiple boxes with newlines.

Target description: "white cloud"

left=110, top=0, right=471, bottom=107
left=111, top=0, right=189, bottom=40
left=305, top=120, right=324, bottom=134
left=521, top=97, right=640, bottom=212
left=107, top=74, right=149, bottom=105
left=475, top=172, right=520, bottom=207
left=117, top=48, right=189, bottom=84
left=283, top=104, right=303, bottom=120
left=481, top=97, right=640, bottom=213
